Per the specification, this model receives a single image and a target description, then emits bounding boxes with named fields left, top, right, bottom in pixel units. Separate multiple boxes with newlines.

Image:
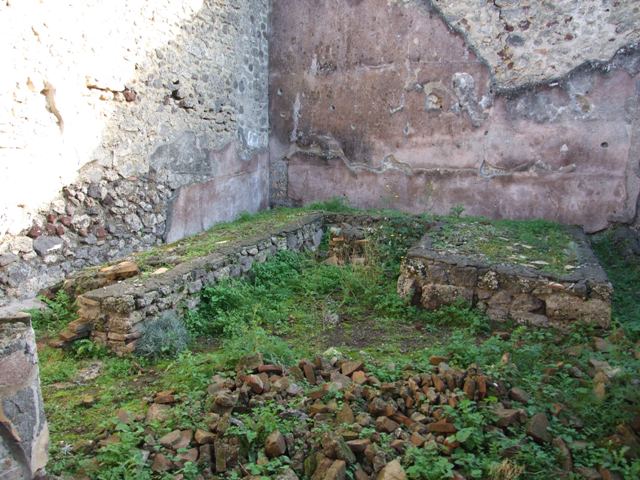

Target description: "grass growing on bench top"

left=429, top=216, right=578, bottom=275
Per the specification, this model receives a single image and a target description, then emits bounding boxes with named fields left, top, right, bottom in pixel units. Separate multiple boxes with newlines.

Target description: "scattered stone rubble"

left=398, top=227, right=613, bottom=329
left=85, top=350, right=639, bottom=479
left=107, top=353, right=500, bottom=479
left=325, top=223, right=370, bottom=266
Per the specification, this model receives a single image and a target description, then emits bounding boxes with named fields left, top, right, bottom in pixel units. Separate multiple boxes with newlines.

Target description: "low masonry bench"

left=59, top=213, right=324, bottom=355
left=397, top=221, right=612, bottom=329
left=55, top=211, right=615, bottom=354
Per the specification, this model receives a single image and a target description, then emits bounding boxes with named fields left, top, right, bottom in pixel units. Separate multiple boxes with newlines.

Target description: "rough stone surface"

left=0, top=313, right=49, bottom=479
left=398, top=226, right=612, bottom=328
left=527, top=413, right=552, bottom=444
left=376, top=460, right=406, bottom=480
left=0, top=0, right=270, bottom=305
left=269, top=0, right=640, bottom=233
left=265, top=430, right=287, bottom=458
left=430, top=0, right=640, bottom=90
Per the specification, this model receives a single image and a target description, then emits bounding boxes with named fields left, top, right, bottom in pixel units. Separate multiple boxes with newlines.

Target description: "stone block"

left=449, top=266, right=478, bottom=288
left=545, top=295, right=611, bottom=328
left=420, top=284, right=474, bottom=310
left=0, top=317, right=48, bottom=478
left=401, top=224, right=612, bottom=329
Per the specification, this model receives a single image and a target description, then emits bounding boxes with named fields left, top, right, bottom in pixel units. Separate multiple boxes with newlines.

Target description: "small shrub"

left=227, top=402, right=298, bottom=449
left=450, top=204, right=466, bottom=218
left=91, top=422, right=151, bottom=480
left=135, top=311, right=190, bottom=359
left=405, top=445, right=455, bottom=479
left=185, top=281, right=251, bottom=337
left=307, top=196, right=353, bottom=212
left=251, top=249, right=304, bottom=287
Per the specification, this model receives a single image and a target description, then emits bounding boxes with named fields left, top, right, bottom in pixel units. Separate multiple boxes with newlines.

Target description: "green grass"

left=592, top=228, right=640, bottom=341
left=28, top=290, right=77, bottom=338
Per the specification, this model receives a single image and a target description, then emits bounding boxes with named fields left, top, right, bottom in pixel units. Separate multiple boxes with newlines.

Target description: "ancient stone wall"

left=0, top=313, right=48, bottom=480
left=398, top=228, right=612, bottom=329
left=269, top=0, right=640, bottom=233
left=0, top=0, right=270, bottom=306
left=68, top=215, right=324, bottom=355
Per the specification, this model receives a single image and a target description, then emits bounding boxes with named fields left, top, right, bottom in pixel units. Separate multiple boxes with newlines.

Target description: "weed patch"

left=592, top=228, right=640, bottom=340
left=28, top=290, right=77, bottom=338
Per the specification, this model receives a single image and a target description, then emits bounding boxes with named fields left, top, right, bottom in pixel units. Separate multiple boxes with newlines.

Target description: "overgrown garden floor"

left=32, top=206, right=640, bottom=479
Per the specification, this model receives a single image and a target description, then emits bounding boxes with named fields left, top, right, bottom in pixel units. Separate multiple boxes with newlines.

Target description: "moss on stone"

left=135, top=208, right=319, bottom=272
left=429, top=216, right=578, bottom=275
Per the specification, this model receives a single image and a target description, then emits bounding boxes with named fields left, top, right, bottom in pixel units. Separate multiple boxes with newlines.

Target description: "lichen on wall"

left=0, top=0, right=270, bottom=304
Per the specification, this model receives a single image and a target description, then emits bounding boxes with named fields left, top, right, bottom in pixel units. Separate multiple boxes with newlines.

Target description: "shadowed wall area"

left=0, top=0, right=270, bottom=305
left=269, top=0, right=640, bottom=233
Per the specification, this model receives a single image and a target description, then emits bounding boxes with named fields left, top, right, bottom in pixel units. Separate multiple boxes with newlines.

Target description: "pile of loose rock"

left=93, top=352, right=562, bottom=480
left=325, top=223, right=370, bottom=266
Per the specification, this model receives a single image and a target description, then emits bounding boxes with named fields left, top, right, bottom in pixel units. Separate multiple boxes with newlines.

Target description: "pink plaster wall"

left=269, top=0, right=640, bottom=232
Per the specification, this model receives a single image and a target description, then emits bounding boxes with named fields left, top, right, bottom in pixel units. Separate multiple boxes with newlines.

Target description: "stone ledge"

left=60, top=213, right=325, bottom=354
left=398, top=226, right=612, bottom=328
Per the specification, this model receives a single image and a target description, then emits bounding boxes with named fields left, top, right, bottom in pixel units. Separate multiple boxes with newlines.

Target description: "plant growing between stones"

left=450, top=203, right=466, bottom=218
left=90, top=422, right=151, bottom=480
left=28, top=289, right=77, bottom=337
left=405, top=444, right=456, bottom=479
left=70, top=339, right=108, bottom=359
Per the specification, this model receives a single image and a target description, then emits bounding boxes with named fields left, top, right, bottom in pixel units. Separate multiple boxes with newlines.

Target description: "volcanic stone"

left=376, top=416, right=400, bottom=433
left=376, top=460, right=406, bottom=480
left=527, top=413, right=551, bottom=444
left=509, top=387, right=531, bottom=404
left=341, top=361, right=364, bottom=376
left=265, top=430, right=287, bottom=458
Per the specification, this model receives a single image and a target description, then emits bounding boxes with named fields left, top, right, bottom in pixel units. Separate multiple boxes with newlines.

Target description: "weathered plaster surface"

left=0, top=0, right=270, bottom=303
left=269, top=0, right=640, bottom=232
left=164, top=145, right=269, bottom=243
left=429, top=0, right=640, bottom=90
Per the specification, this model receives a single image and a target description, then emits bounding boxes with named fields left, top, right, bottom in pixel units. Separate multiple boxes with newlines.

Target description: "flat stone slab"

left=398, top=222, right=612, bottom=328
